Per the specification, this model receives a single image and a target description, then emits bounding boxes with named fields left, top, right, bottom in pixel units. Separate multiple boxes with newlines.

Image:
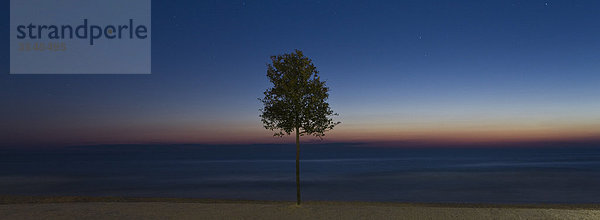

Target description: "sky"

left=2, top=0, right=600, bottom=147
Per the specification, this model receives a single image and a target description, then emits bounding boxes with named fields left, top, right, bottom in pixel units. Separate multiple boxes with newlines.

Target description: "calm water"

left=1, top=144, right=599, bottom=204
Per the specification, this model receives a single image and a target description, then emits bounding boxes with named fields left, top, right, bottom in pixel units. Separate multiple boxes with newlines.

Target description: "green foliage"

left=260, top=49, right=340, bottom=138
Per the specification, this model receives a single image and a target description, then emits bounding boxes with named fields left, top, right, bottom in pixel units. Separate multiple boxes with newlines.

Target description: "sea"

left=1, top=143, right=599, bottom=204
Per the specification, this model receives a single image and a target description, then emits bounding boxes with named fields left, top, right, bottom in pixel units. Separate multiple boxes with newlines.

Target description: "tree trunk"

left=295, top=126, right=301, bottom=205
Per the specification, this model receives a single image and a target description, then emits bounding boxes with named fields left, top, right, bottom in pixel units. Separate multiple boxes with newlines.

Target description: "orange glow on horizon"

left=6, top=118, right=600, bottom=147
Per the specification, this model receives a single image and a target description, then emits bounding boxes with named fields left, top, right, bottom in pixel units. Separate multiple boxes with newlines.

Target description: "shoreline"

left=2, top=195, right=599, bottom=209
left=2, top=196, right=600, bottom=220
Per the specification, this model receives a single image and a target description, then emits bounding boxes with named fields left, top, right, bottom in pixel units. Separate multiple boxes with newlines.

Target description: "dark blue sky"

left=2, top=1, right=600, bottom=147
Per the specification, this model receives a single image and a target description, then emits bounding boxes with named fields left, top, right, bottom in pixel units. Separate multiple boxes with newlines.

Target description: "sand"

left=1, top=196, right=599, bottom=220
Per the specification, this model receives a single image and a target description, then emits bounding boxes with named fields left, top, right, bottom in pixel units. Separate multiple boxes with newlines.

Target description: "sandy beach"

left=1, top=196, right=599, bottom=220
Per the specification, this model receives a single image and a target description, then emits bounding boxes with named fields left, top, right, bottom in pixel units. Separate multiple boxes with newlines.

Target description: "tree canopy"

left=260, top=49, right=339, bottom=138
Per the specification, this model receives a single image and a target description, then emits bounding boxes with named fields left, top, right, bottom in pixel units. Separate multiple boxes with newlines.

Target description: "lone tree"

left=260, top=50, right=339, bottom=205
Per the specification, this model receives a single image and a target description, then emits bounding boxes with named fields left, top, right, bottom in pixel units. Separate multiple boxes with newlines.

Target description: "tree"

left=259, top=49, right=339, bottom=205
